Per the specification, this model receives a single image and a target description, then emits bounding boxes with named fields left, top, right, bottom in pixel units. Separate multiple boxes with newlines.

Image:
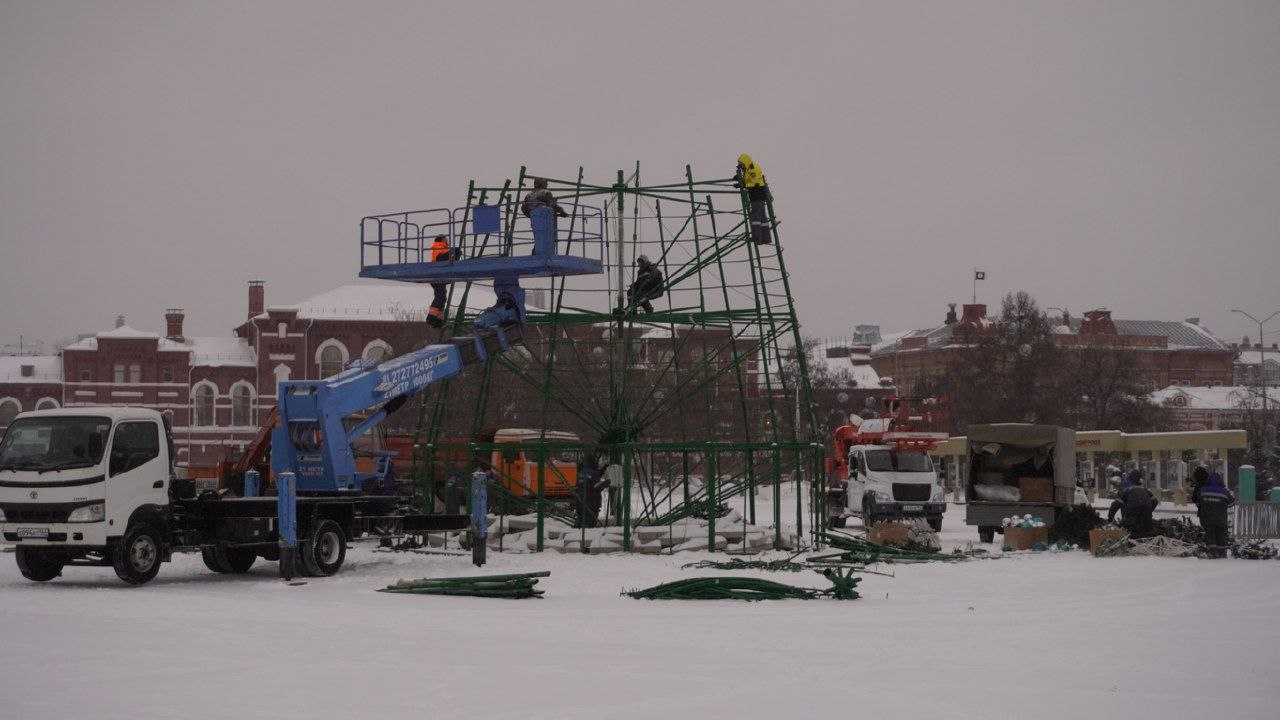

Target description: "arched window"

left=193, top=384, right=216, bottom=427
left=362, top=340, right=393, bottom=364
left=35, top=398, right=60, bottom=411
left=231, top=383, right=254, bottom=426
left=315, top=340, right=349, bottom=379
left=0, top=398, right=20, bottom=429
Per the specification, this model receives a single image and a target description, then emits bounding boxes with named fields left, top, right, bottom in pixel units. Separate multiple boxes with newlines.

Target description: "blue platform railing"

left=360, top=202, right=606, bottom=271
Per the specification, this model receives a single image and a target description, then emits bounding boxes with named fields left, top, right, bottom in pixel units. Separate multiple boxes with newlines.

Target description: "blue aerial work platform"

left=358, top=201, right=605, bottom=287
left=267, top=194, right=606, bottom=576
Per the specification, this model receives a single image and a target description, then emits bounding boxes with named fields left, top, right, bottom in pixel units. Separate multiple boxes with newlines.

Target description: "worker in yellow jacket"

left=735, top=154, right=772, bottom=244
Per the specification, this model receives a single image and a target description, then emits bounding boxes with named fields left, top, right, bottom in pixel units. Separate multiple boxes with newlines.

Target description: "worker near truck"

left=521, top=177, right=568, bottom=256
left=627, top=255, right=664, bottom=314
left=1192, top=470, right=1235, bottom=558
left=734, top=153, right=772, bottom=244
left=427, top=234, right=453, bottom=329
left=576, top=449, right=604, bottom=528
left=1106, top=469, right=1158, bottom=532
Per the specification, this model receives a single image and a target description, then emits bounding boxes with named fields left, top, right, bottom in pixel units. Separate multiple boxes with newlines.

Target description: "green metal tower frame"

left=409, top=164, right=823, bottom=551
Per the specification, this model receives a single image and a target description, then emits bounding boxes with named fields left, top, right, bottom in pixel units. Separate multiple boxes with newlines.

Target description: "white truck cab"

left=846, top=443, right=947, bottom=530
left=0, top=407, right=173, bottom=583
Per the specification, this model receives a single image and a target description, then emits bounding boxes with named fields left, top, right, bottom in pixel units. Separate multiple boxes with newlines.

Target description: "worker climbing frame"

left=359, top=163, right=823, bottom=552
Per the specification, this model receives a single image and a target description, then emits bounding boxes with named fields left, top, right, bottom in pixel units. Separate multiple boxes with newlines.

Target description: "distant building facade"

left=869, top=304, right=1237, bottom=397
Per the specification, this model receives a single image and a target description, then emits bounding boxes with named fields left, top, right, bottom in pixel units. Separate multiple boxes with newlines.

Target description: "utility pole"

left=1232, top=309, right=1279, bottom=415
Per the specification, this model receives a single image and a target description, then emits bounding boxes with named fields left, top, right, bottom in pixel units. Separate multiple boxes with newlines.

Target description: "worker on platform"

left=1193, top=470, right=1236, bottom=558
left=734, top=153, right=772, bottom=245
left=626, top=255, right=664, bottom=314
left=521, top=178, right=568, bottom=256
left=427, top=234, right=454, bottom=329
left=1107, top=469, right=1158, bottom=533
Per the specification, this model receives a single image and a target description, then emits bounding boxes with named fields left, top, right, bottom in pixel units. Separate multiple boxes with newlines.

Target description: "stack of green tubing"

left=378, top=571, right=550, bottom=599
left=681, top=553, right=809, bottom=573
left=811, top=531, right=986, bottom=565
left=625, top=568, right=861, bottom=601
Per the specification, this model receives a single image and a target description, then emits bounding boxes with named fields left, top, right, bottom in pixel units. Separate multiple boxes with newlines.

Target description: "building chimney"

left=248, top=280, right=265, bottom=320
left=1080, top=309, right=1117, bottom=335
left=1060, top=309, right=1071, bottom=327
left=944, top=303, right=958, bottom=325
left=165, top=308, right=185, bottom=342
left=959, top=303, right=986, bottom=325
left=1184, top=317, right=1200, bottom=325
left=115, top=315, right=126, bottom=329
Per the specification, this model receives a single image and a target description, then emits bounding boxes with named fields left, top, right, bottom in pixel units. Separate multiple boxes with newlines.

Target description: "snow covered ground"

left=2, top=511, right=1278, bottom=720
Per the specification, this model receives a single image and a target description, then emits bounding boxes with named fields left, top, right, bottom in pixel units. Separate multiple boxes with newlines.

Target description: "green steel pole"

left=536, top=446, right=545, bottom=552
left=707, top=447, right=717, bottom=549
left=623, top=445, right=633, bottom=551
left=773, top=445, right=782, bottom=549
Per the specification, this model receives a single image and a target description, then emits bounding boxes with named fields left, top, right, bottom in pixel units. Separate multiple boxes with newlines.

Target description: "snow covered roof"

left=1234, top=348, right=1280, bottom=366
left=268, top=283, right=489, bottom=321
left=0, top=355, right=62, bottom=382
left=96, top=325, right=160, bottom=340
left=871, top=316, right=1232, bottom=356
left=61, top=326, right=255, bottom=368
left=186, top=336, right=256, bottom=367
left=1150, top=385, right=1251, bottom=410
left=805, top=339, right=882, bottom=388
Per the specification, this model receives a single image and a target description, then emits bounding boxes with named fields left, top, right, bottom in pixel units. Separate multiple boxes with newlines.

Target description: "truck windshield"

left=863, top=449, right=934, bottom=473
left=0, top=416, right=112, bottom=473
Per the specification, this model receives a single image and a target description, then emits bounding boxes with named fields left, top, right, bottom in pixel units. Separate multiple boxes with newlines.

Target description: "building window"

left=20, top=364, right=33, bottom=378
left=278, top=322, right=288, bottom=339
left=129, top=364, right=141, bottom=383
left=193, top=384, right=216, bottom=427
left=80, top=367, right=92, bottom=382
left=113, top=364, right=125, bottom=383
left=362, top=340, right=393, bottom=364
left=35, top=398, right=59, bottom=411
left=162, top=366, right=174, bottom=383
left=0, top=399, right=20, bottom=428
left=231, top=384, right=253, bottom=426
left=316, top=341, right=348, bottom=378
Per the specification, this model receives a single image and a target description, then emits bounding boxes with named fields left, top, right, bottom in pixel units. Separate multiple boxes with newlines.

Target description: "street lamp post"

left=1231, top=309, right=1280, bottom=415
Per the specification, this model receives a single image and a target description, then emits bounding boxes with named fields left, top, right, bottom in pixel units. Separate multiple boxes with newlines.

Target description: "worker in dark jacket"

left=1107, top=469, right=1158, bottom=532
left=427, top=235, right=453, bottom=328
left=734, top=153, right=772, bottom=244
left=576, top=450, right=603, bottom=528
left=1193, top=471, right=1235, bottom=558
left=627, top=255, right=664, bottom=314
left=521, top=178, right=568, bottom=256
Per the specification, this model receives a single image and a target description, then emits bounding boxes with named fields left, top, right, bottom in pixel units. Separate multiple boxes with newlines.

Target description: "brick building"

left=0, top=281, right=761, bottom=470
left=0, top=282, right=438, bottom=474
left=869, top=304, right=1237, bottom=397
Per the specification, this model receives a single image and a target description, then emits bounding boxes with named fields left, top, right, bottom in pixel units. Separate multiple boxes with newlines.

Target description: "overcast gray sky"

left=2, top=1, right=1278, bottom=351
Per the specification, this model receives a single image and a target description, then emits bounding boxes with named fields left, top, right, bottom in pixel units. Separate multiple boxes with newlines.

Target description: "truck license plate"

left=902, top=505, right=922, bottom=512
left=16, top=528, right=49, bottom=539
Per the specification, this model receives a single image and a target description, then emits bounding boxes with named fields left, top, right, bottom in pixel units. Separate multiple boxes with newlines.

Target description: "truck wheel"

left=217, top=547, right=257, bottom=573
left=113, top=523, right=163, bottom=585
left=201, top=547, right=232, bottom=573
left=301, top=519, right=346, bottom=577
left=978, top=526, right=996, bottom=544
left=928, top=517, right=943, bottom=533
left=15, top=546, right=63, bottom=582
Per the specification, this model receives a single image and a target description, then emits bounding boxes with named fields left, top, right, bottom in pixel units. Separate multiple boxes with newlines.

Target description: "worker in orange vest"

left=427, top=235, right=453, bottom=328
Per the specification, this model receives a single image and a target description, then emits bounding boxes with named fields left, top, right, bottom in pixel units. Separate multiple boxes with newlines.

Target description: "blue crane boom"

left=271, top=326, right=521, bottom=494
